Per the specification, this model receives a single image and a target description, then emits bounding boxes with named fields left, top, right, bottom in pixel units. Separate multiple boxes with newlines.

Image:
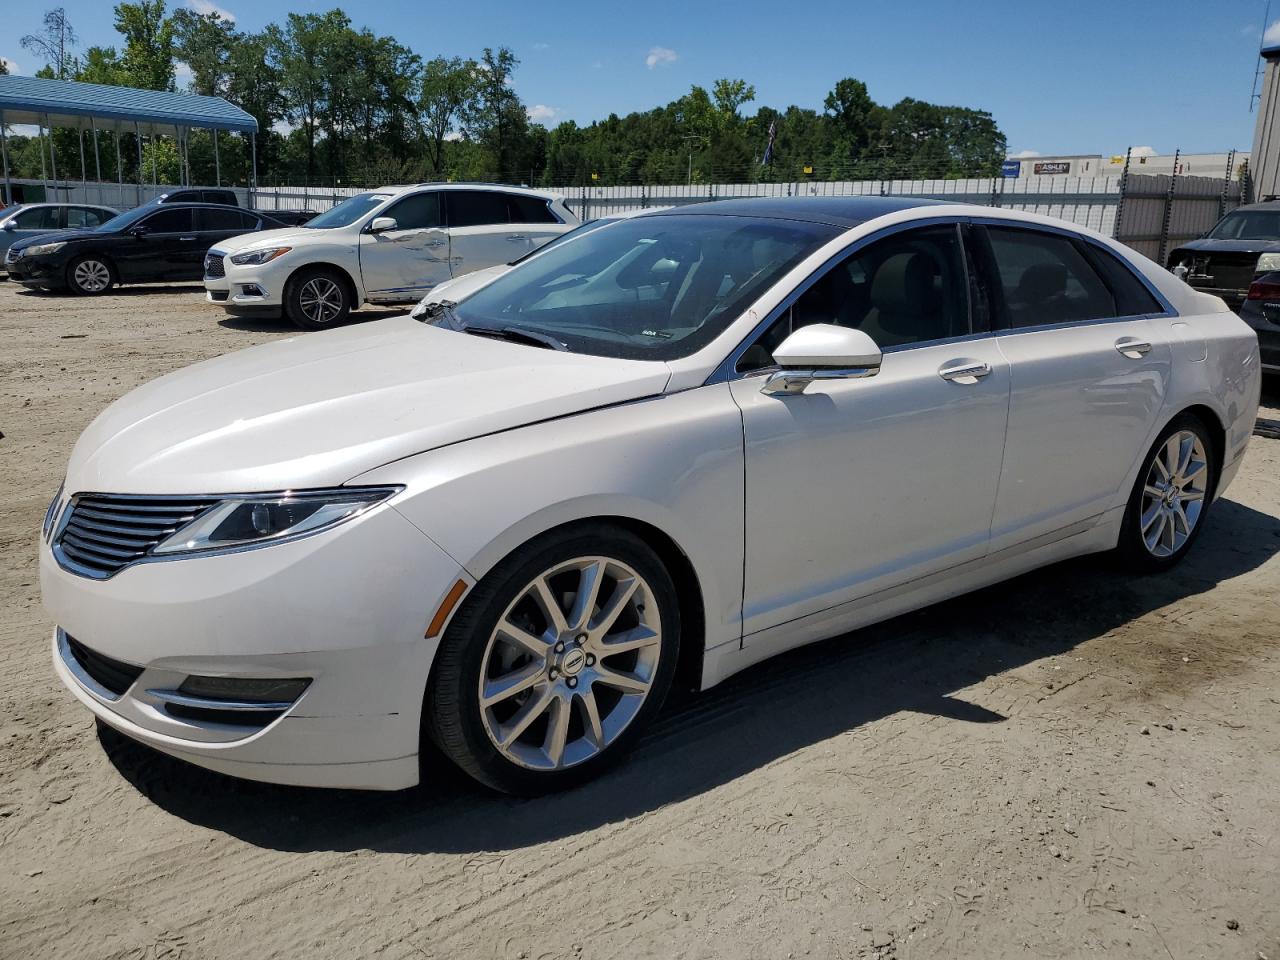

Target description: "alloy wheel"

left=1139, top=429, right=1209, bottom=558
left=297, top=276, right=344, bottom=325
left=73, top=259, right=111, bottom=293
left=478, top=556, right=662, bottom=771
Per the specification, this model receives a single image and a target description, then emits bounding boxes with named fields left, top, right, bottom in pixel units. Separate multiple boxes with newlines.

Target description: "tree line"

left=3, top=4, right=1007, bottom=189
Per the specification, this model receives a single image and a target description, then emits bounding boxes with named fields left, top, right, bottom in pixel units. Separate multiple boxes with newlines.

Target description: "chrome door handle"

left=1115, top=337, right=1152, bottom=358
left=506, top=234, right=528, bottom=241
left=179, top=235, right=196, bottom=241
left=423, top=238, right=446, bottom=247
left=938, top=360, right=992, bottom=383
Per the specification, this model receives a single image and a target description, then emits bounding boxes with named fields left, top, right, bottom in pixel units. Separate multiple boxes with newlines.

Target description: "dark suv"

left=1166, top=201, right=1280, bottom=307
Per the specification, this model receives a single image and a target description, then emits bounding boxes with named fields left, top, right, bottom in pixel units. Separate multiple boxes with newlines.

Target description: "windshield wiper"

left=463, top=325, right=569, bottom=351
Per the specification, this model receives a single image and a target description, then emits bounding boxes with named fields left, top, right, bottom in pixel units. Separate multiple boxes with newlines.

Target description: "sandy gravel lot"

left=1, top=280, right=1278, bottom=960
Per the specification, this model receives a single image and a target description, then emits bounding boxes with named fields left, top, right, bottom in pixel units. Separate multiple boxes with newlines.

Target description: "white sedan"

left=42, top=197, right=1261, bottom=794
left=203, top=183, right=577, bottom=330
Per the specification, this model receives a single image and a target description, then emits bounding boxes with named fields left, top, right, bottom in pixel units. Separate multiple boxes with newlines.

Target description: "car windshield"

left=94, top=207, right=149, bottom=233
left=1207, top=210, right=1280, bottom=240
left=303, top=192, right=392, bottom=229
left=505, top=216, right=621, bottom=266
left=444, top=214, right=840, bottom=361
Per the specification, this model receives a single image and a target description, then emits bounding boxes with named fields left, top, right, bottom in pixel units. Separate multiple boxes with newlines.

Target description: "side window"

left=447, top=191, right=511, bottom=228
left=13, top=207, right=60, bottom=230
left=198, top=207, right=253, bottom=231
left=508, top=194, right=557, bottom=224
left=165, top=190, right=200, bottom=204
left=1081, top=244, right=1164, bottom=317
left=984, top=227, right=1117, bottom=328
left=382, top=192, right=443, bottom=230
left=737, top=224, right=970, bottom=372
left=141, top=208, right=194, bottom=233
left=202, top=190, right=236, bottom=205
left=65, top=207, right=95, bottom=228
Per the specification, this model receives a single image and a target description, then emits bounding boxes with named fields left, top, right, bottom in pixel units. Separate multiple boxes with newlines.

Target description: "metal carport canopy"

left=0, top=74, right=257, bottom=134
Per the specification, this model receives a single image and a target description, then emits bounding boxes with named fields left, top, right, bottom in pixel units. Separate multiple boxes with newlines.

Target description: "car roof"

left=640, top=195, right=949, bottom=228
left=1231, top=200, right=1280, bottom=211
left=374, top=182, right=564, bottom=199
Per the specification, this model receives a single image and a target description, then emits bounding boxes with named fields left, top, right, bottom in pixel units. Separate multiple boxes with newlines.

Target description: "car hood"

left=421, top=264, right=510, bottom=305
left=1170, top=238, right=1280, bottom=256
left=65, top=315, right=672, bottom=495
left=212, top=226, right=322, bottom=254
left=11, top=228, right=99, bottom=250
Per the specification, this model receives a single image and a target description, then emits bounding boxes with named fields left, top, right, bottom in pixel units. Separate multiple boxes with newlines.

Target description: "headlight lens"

left=151, top=487, right=400, bottom=556
left=229, top=246, right=292, bottom=266
left=43, top=482, right=66, bottom=543
left=1257, top=253, right=1280, bottom=274
left=25, top=241, right=66, bottom=256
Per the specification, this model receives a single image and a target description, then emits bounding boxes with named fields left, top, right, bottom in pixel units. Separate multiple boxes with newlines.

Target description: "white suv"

left=204, top=184, right=577, bottom=330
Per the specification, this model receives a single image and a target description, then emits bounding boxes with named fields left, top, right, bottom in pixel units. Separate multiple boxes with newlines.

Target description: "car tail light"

left=1246, top=280, right=1280, bottom=301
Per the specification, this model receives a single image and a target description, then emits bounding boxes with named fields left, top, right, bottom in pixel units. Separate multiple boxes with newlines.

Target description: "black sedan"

left=3, top=203, right=288, bottom=295
left=1240, top=272, right=1280, bottom=374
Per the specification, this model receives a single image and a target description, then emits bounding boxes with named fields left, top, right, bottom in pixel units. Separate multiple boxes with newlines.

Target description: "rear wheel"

left=285, top=267, right=351, bottom=331
left=1118, top=413, right=1217, bottom=571
left=66, top=256, right=114, bottom=296
left=427, top=524, right=680, bottom=795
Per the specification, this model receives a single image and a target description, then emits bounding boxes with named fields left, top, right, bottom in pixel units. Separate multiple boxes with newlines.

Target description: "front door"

left=116, top=207, right=195, bottom=281
left=1, top=205, right=62, bottom=259
left=733, top=223, right=1011, bottom=637
left=358, top=191, right=451, bottom=302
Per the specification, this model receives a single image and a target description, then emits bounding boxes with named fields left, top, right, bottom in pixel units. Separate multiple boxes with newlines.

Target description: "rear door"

left=445, top=190, right=530, bottom=274
left=118, top=207, right=194, bottom=281
left=507, top=193, right=565, bottom=252
left=974, top=223, right=1174, bottom=551
left=64, top=206, right=111, bottom=230
left=193, top=207, right=260, bottom=278
left=358, top=191, right=451, bottom=301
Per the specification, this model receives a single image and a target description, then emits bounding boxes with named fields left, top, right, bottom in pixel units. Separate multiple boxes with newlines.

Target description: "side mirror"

left=2, top=221, right=15, bottom=232
left=761, top=323, right=882, bottom=396
left=369, top=216, right=398, bottom=233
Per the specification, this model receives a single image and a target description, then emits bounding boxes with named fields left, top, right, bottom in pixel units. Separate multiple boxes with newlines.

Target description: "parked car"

left=203, top=183, right=578, bottom=330
left=1166, top=200, right=1280, bottom=306
left=148, top=188, right=317, bottom=227
left=42, top=198, right=1260, bottom=795
left=1240, top=272, right=1280, bottom=373
left=0, top=202, right=119, bottom=271
left=5, top=203, right=289, bottom=294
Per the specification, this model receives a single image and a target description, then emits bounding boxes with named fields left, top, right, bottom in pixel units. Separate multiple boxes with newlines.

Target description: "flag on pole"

left=762, top=120, right=777, bottom=166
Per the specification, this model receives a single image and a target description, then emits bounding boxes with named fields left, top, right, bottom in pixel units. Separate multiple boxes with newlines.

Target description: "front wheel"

left=285, top=267, right=352, bottom=331
left=1118, top=413, right=1217, bottom=571
left=66, top=255, right=114, bottom=295
left=426, top=525, right=681, bottom=795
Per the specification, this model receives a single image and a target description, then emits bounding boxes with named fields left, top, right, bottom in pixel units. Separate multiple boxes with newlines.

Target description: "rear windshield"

left=1207, top=210, right=1280, bottom=241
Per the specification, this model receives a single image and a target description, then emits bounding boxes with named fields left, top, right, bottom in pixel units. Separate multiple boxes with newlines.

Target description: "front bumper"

left=205, top=258, right=286, bottom=309
left=5, top=252, right=63, bottom=287
left=41, top=498, right=467, bottom=790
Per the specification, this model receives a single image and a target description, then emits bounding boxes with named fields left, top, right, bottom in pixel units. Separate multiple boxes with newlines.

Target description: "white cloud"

left=1130, top=145, right=1157, bottom=157
left=443, top=130, right=463, bottom=142
left=1, top=56, right=20, bottom=74
left=1265, top=19, right=1280, bottom=45
left=175, top=61, right=194, bottom=88
left=187, top=0, right=235, bottom=20
left=527, top=104, right=558, bottom=122
left=645, top=46, right=677, bottom=69
left=1010, top=149, right=1041, bottom=159
left=271, top=119, right=296, bottom=135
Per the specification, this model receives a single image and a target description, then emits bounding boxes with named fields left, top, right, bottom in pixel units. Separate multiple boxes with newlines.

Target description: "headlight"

left=43, top=482, right=66, bottom=543
left=25, top=241, right=66, bottom=256
left=1257, top=253, right=1280, bottom=274
left=151, top=486, right=400, bottom=556
left=229, top=247, right=292, bottom=266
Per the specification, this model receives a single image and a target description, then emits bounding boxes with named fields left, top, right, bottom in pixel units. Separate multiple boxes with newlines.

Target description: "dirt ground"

left=0, top=280, right=1278, bottom=960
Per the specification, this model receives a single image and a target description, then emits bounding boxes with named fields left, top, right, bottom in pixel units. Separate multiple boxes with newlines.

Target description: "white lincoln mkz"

left=42, top=197, right=1261, bottom=794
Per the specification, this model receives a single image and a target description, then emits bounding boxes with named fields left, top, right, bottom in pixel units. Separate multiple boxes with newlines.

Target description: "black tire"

left=66, top=255, right=115, bottom=296
left=284, top=267, right=352, bottom=331
left=426, top=523, right=681, bottom=795
left=1117, top=412, right=1218, bottom=572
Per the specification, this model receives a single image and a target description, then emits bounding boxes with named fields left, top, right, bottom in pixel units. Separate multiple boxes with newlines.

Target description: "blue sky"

left=1, top=0, right=1274, bottom=157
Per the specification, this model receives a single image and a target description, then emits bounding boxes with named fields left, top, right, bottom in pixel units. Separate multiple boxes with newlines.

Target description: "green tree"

left=464, top=47, right=524, bottom=177
left=114, top=0, right=174, bottom=91
left=171, top=7, right=237, bottom=96
left=420, top=56, right=478, bottom=177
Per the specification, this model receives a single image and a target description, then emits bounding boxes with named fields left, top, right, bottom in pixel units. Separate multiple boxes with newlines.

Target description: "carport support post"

left=115, top=129, right=124, bottom=208
left=0, top=112, right=12, bottom=207
left=91, top=119, right=102, bottom=185
left=46, top=115, right=57, bottom=200
left=250, top=131, right=257, bottom=207
left=78, top=125, right=87, bottom=187
left=134, top=122, right=144, bottom=206
left=213, top=128, right=220, bottom=186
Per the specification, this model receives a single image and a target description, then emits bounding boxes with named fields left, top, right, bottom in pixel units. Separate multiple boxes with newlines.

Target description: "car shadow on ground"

left=98, top=497, right=1280, bottom=854
left=14, top=284, right=210, bottom=298
left=217, top=307, right=407, bottom=333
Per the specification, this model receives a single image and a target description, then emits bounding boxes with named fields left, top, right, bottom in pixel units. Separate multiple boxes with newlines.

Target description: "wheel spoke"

left=544, top=695, right=571, bottom=766
left=1144, top=510, right=1166, bottom=551
left=531, top=576, right=569, bottom=634
left=1178, top=486, right=1205, bottom=503
left=481, top=661, right=545, bottom=708
left=1170, top=503, right=1191, bottom=538
left=1163, top=435, right=1182, bottom=479
left=1143, top=483, right=1165, bottom=500
left=496, top=617, right=551, bottom=657
left=597, top=624, right=660, bottom=656
left=591, top=576, right=639, bottom=636
left=567, top=559, right=606, bottom=631
left=578, top=690, right=605, bottom=748
left=1140, top=501, right=1162, bottom=533
left=592, top=664, right=649, bottom=694
left=499, top=686, right=554, bottom=749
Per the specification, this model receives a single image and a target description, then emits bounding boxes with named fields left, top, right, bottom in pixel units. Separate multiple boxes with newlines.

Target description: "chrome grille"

left=204, top=251, right=226, bottom=279
left=55, top=494, right=220, bottom=578
left=4, top=247, right=19, bottom=265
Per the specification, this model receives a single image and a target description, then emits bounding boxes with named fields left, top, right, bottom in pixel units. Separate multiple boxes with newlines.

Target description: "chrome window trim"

left=51, top=486, right=403, bottom=581
left=705, top=216, right=979, bottom=385
left=144, top=689, right=296, bottom=712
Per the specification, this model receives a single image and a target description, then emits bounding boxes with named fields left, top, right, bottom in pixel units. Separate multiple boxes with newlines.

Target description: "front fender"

left=349, top=384, right=746, bottom=653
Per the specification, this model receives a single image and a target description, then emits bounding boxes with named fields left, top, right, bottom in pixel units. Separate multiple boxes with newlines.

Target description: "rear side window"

left=12, top=207, right=60, bottom=230
left=198, top=207, right=256, bottom=231
left=984, top=227, right=1116, bottom=328
left=164, top=190, right=201, bottom=204
left=66, top=207, right=107, bottom=228
left=383, top=192, right=443, bottom=230
left=141, top=208, right=194, bottom=233
left=447, top=191, right=510, bottom=228
left=508, top=194, right=557, bottom=224
left=1081, top=245, right=1164, bottom=316
left=202, top=190, right=237, bottom=205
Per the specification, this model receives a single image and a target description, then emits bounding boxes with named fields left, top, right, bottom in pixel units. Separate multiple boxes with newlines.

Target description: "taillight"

left=1246, top=280, right=1280, bottom=300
